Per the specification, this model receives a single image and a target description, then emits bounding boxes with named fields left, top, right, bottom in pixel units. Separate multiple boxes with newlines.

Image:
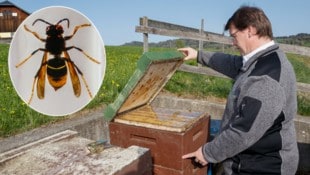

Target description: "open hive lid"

left=104, top=51, right=209, bottom=132
left=104, top=51, right=184, bottom=121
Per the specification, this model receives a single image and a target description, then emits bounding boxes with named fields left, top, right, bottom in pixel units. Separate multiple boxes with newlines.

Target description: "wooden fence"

left=135, top=16, right=310, bottom=93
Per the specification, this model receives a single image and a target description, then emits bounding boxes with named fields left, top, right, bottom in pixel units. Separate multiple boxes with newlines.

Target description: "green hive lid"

left=103, top=51, right=184, bottom=121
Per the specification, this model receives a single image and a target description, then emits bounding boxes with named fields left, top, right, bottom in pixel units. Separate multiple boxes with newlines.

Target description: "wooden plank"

left=115, top=105, right=207, bottom=132
left=141, top=17, right=149, bottom=52
left=279, top=43, right=310, bottom=57
left=135, top=26, right=231, bottom=45
left=140, top=17, right=200, bottom=33
left=136, top=17, right=310, bottom=57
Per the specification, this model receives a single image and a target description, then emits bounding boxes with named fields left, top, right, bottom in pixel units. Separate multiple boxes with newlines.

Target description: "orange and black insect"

left=15, top=18, right=100, bottom=104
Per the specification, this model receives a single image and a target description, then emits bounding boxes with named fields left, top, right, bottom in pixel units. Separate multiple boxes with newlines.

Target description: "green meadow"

left=0, top=44, right=309, bottom=138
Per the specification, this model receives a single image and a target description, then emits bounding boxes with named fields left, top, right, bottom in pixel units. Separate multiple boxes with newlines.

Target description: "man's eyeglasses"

left=230, top=30, right=239, bottom=38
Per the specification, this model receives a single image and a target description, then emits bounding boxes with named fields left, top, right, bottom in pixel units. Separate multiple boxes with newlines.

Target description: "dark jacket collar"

left=241, top=44, right=280, bottom=72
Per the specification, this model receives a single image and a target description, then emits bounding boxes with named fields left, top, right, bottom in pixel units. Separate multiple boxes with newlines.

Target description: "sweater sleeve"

left=197, top=51, right=243, bottom=79
left=202, top=76, right=286, bottom=163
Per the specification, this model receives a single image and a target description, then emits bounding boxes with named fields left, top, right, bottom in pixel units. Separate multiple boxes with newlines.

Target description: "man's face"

left=229, top=24, right=248, bottom=55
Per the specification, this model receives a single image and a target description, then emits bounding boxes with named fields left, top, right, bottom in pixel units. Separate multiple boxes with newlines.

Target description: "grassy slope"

left=0, top=44, right=309, bottom=138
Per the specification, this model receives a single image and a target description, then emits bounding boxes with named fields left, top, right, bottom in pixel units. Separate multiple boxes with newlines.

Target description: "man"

left=179, top=6, right=299, bottom=175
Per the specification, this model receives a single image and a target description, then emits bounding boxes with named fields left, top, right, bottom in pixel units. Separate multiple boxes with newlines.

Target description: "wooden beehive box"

left=104, top=51, right=210, bottom=175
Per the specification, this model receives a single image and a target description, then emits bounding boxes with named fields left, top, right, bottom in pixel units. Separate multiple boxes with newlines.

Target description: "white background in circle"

left=8, top=6, right=106, bottom=116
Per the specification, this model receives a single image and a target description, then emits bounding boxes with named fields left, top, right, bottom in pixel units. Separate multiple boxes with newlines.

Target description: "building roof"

left=0, top=0, right=30, bottom=15
left=0, top=0, right=13, bottom=6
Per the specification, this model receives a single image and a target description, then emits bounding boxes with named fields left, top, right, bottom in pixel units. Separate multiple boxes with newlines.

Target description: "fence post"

left=198, top=19, right=204, bottom=67
left=222, top=24, right=225, bottom=52
left=142, top=16, right=149, bottom=53
left=199, top=19, right=204, bottom=51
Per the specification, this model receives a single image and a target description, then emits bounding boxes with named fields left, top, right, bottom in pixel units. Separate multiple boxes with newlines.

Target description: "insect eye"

left=56, top=25, right=63, bottom=30
left=56, top=25, right=64, bottom=34
left=46, top=26, right=50, bottom=31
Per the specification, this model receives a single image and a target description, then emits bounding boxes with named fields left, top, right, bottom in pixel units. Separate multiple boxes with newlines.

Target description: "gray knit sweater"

left=198, top=44, right=299, bottom=175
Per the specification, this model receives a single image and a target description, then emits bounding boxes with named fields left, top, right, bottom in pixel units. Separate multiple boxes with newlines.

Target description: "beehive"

left=104, top=51, right=210, bottom=175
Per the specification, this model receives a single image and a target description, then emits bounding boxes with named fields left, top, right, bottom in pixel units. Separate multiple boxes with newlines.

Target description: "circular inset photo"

left=9, top=6, right=106, bottom=116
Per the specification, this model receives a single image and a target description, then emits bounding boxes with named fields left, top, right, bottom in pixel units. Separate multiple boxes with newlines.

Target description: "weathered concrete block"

left=0, top=130, right=152, bottom=175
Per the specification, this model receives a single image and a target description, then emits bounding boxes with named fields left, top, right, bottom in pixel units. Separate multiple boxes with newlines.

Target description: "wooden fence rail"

left=136, top=17, right=310, bottom=56
left=135, top=16, right=310, bottom=93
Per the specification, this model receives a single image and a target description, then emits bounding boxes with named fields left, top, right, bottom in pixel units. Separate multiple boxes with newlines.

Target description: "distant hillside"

left=275, top=33, right=310, bottom=47
left=123, top=33, right=310, bottom=48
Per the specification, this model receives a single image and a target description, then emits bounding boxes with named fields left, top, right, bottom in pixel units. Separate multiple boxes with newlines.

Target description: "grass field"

left=0, top=44, right=309, bottom=138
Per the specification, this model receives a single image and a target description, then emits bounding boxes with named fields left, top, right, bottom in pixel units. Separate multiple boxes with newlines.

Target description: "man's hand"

left=182, top=146, right=208, bottom=166
left=178, top=47, right=198, bottom=61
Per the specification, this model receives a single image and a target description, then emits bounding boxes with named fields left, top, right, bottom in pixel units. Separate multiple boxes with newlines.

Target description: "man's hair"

left=225, top=6, right=273, bottom=39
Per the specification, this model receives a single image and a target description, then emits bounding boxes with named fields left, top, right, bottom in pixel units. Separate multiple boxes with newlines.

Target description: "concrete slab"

left=0, top=130, right=152, bottom=175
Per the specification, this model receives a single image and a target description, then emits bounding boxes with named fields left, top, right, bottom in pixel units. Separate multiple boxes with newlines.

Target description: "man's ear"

left=247, top=26, right=257, bottom=38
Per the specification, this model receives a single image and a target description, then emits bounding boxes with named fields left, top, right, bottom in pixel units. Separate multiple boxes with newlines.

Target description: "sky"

left=7, top=0, right=310, bottom=46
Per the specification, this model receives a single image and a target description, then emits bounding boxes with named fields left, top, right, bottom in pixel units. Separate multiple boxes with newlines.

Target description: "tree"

left=176, top=39, right=185, bottom=48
